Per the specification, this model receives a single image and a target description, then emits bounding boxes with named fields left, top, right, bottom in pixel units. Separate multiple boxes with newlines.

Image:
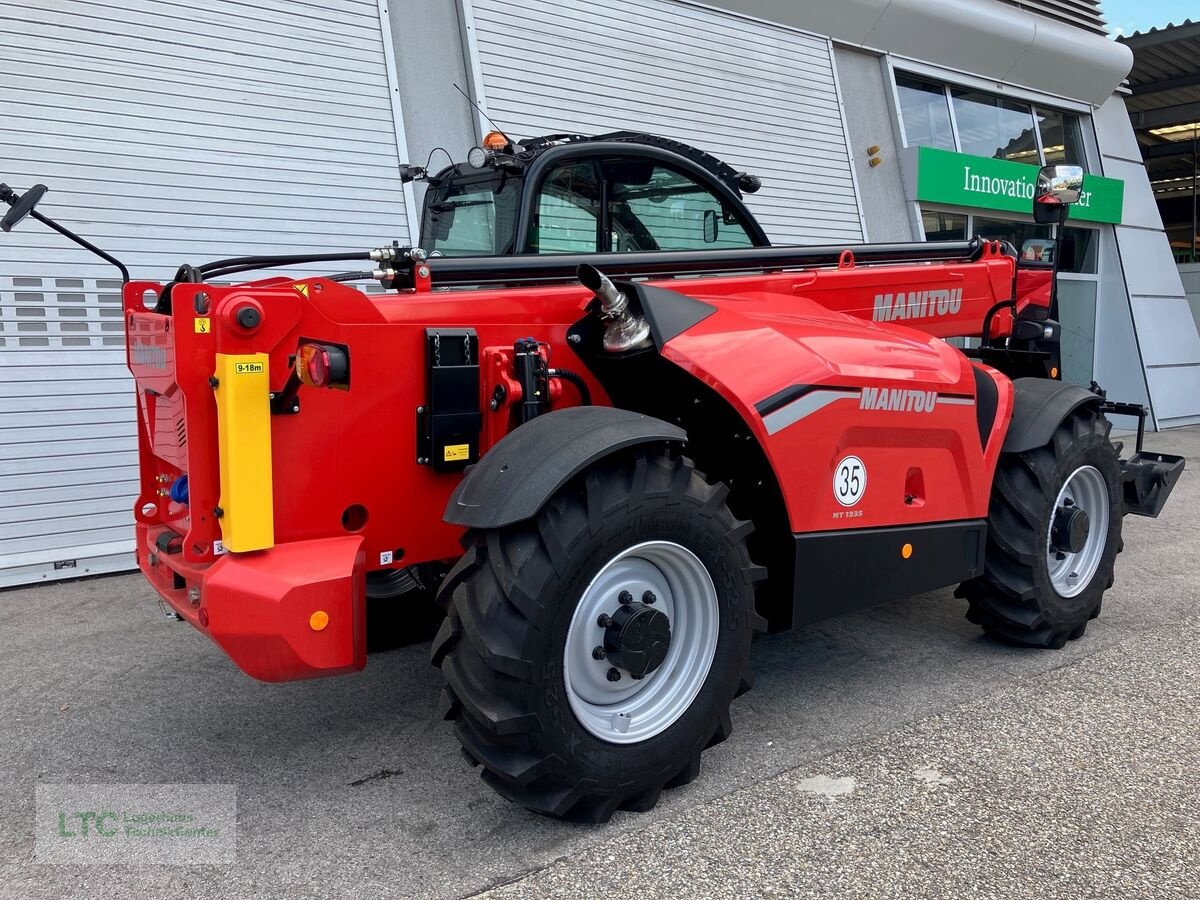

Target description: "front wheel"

left=959, top=406, right=1123, bottom=648
left=431, top=450, right=765, bottom=822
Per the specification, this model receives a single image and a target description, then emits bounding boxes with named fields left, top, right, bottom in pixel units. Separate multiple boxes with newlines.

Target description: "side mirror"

left=1033, top=165, right=1083, bottom=224
left=1, top=183, right=48, bottom=233
left=703, top=208, right=719, bottom=244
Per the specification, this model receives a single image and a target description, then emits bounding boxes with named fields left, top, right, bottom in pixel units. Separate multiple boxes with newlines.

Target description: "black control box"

left=418, top=328, right=481, bottom=472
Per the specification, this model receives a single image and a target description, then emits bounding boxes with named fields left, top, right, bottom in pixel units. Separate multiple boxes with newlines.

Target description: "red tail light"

left=297, top=342, right=349, bottom=388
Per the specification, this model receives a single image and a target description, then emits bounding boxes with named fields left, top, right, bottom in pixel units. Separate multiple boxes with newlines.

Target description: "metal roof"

left=1118, top=21, right=1200, bottom=202
left=1119, top=20, right=1200, bottom=127
left=995, top=1, right=1108, bottom=36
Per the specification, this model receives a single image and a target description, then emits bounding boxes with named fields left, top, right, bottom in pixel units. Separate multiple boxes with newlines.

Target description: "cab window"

left=606, top=160, right=754, bottom=252
left=422, top=174, right=521, bottom=257
left=530, top=162, right=601, bottom=253
left=528, top=157, right=755, bottom=253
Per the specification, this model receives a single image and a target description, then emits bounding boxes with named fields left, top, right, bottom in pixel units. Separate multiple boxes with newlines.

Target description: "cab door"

left=525, top=155, right=759, bottom=254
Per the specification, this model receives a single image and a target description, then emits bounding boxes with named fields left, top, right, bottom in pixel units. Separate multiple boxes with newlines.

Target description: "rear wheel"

left=959, top=407, right=1123, bottom=648
left=431, top=450, right=765, bottom=822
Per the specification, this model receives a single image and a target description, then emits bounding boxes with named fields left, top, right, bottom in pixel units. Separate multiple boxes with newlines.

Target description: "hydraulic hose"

left=548, top=368, right=592, bottom=406
left=197, top=250, right=372, bottom=279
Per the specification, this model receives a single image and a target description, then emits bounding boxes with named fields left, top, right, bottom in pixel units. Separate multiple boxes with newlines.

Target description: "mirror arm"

left=1047, top=204, right=1068, bottom=313
left=30, top=209, right=130, bottom=284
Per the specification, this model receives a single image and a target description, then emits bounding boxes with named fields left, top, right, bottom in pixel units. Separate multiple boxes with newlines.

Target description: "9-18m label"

left=234, top=362, right=264, bottom=375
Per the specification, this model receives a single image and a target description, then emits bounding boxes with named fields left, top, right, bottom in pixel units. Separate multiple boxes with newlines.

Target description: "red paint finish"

left=204, top=536, right=366, bottom=682
left=124, top=246, right=1022, bottom=682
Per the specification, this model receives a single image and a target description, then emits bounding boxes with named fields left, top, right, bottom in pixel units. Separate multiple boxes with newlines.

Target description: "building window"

left=963, top=215, right=1098, bottom=275
left=920, top=209, right=1099, bottom=272
left=921, top=209, right=967, bottom=241
left=951, top=90, right=1039, bottom=162
left=894, top=71, right=1088, bottom=171
left=895, top=74, right=955, bottom=151
left=1035, top=108, right=1087, bottom=167
left=920, top=207, right=1101, bottom=384
left=972, top=215, right=1051, bottom=257
left=1060, top=227, right=1098, bottom=275
left=1057, top=280, right=1098, bottom=387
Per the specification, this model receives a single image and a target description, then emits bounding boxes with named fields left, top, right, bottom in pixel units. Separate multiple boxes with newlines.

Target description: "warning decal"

left=443, top=443, right=470, bottom=462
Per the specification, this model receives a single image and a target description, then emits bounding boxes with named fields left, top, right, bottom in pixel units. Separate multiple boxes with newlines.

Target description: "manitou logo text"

left=872, top=287, right=963, bottom=322
left=860, top=387, right=938, bottom=413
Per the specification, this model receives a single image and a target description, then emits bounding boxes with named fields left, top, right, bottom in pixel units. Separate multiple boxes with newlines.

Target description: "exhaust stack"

left=577, top=264, right=652, bottom=354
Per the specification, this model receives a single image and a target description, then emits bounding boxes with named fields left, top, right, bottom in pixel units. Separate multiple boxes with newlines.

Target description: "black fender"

left=443, top=406, right=686, bottom=530
left=1001, top=377, right=1103, bottom=454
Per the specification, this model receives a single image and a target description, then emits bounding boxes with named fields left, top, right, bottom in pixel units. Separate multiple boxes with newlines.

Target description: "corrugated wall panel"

left=467, top=0, right=864, bottom=245
left=0, top=0, right=409, bottom=586
left=996, top=0, right=1107, bottom=36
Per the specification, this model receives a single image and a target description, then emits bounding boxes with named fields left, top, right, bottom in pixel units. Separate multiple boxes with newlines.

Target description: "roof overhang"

left=700, top=0, right=1133, bottom=107
left=1116, top=21, right=1199, bottom=202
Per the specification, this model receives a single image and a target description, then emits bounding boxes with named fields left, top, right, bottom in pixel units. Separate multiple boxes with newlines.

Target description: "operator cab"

left=408, top=131, right=770, bottom=257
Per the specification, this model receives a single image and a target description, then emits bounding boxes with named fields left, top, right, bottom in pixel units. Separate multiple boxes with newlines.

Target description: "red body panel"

left=660, top=301, right=1013, bottom=532
left=124, top=244, right=1021, bottom=681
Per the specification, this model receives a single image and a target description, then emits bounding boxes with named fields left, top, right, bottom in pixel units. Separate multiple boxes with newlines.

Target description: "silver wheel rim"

left=1046, top=465, right=1110, bottom=598
left=563, top=540, right=719, bottom=744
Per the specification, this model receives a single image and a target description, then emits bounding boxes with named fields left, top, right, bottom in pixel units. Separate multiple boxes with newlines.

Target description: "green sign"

left=913, top=146, right=1124, bottom=224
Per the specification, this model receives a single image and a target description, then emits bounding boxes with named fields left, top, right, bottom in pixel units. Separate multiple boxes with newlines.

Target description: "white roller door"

left=0, top=0, right=412, bottom=586
left=465, top=0, right=865, bottom=245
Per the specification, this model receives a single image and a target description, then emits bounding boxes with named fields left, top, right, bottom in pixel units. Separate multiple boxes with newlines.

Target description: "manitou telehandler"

left=2, top=131, right=1183, bottom=822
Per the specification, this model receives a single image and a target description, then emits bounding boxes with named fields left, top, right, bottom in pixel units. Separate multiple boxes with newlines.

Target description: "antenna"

left=453, top=83, right=513, bottom=145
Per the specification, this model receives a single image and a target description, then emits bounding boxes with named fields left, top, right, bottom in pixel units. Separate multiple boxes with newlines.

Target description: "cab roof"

left=433, top=130, right=760, bottom=199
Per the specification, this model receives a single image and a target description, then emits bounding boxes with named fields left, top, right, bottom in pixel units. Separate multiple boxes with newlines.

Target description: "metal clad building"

left=1, top=0, right=1196, bottom=586
left=467, top=0, right=865, bottom=243
left=0, top=0, right=414, bottom=586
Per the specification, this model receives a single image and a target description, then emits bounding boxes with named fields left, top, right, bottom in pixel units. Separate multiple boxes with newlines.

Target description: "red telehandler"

left=1, top=131, right=1183, bottom=822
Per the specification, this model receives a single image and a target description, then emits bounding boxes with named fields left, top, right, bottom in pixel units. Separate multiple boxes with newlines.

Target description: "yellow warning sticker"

left=443, top=443, right=470, bottom=462
left=234, top=361, right=265, bottom=375
left=294, top=283, right=310, bottom=298
left=194, top=317, right=211, bottom=334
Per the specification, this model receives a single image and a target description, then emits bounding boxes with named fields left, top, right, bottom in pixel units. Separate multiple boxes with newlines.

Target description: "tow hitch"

left=1099, top=398, right=1186, bottom=518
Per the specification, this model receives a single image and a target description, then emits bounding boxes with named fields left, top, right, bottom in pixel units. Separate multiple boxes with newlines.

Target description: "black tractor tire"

left=958, top=406, right=1123, bottom=649
left=431, top=449, right=766, bottom=822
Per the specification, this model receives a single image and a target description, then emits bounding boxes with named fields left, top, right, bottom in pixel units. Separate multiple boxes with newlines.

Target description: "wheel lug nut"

left=606, top=667, right=621, bottom=682
left=597, top=614, right=613, bottom=628
left=618, top=590, right=633, bottom=605
left=642, top=590, right=656, bottom=604
left=592, top=646, right=606, bottom=660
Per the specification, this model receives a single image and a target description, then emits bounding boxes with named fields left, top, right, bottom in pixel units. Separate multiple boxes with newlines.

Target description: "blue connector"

left=168, top=474, right=189, bottom=505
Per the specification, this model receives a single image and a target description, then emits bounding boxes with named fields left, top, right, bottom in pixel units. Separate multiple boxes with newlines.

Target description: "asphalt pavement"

left=1, top=426, right=1196, bottom=899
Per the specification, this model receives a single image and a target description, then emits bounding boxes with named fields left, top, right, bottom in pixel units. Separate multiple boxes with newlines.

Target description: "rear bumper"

left=1120, top=452, right=1185, bottom=518
left=138, top=523, right=366, bottom=682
